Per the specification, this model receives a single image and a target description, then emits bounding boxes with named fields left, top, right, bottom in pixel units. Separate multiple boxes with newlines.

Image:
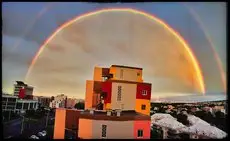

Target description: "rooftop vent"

left=116, top=109, right=122, bottom=117
left=89, top=109, right=94, bottom=115
left=107, top=110, right=112, bottom=116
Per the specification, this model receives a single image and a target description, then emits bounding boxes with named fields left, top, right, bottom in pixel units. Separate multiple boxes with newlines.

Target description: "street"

left=4, top=115, right=54, bottom=139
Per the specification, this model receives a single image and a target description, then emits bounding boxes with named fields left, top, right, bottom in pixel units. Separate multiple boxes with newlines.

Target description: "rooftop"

left=79, top=110, right=150, bottom=121
left=111, top=65, right=143, bottom=70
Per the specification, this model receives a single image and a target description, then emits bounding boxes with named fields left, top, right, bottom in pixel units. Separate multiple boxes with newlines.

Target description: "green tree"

left=74, top=102, right=85, bottom=109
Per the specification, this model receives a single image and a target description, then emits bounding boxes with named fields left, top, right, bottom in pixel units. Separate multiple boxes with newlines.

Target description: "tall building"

left=85, top=65, right=151, bottom=115
left=53, top=65, right=151, bottom=139
left=13, top=81, right=34, bottom=99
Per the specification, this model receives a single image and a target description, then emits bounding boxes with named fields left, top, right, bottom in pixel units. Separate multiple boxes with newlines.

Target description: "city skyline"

left=2, top=2, right=226, bottom=100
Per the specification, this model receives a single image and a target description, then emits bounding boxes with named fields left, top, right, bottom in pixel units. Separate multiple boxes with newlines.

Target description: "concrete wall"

left=78, top=119, right=93, bottom=139
left=135, top=99, right=150, bottom=115
left=111, top=83, right=137, bottom=110
left=54, top=109, right=66, bottom=139
left=133, top=120, right=151, bottom=139
left=110, top=66, right=143, bottom=82
left=92, top=120, right=134, bottom=139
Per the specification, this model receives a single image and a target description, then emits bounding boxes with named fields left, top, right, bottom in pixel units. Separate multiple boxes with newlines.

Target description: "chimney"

left=90, top=109, right=94, bottom=115
left=116, top=109, right=121, bottom=117
left=107, top=110, right=111, bottom=116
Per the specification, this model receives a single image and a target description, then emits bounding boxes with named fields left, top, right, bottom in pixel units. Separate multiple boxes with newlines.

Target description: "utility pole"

left=45, top=108, right=50, bottom=128
left=20, top=115, right=25, bottom=134
left=8, top=110, right=11, bottom=121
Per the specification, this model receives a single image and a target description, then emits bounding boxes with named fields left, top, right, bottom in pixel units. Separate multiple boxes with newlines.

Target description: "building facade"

left=35, top=96, right=52, bottom=107
left=13, top=81, right=34, bottom=99
left=2, top=94, right=38, bottom=113
left=50, top=94, right=67, bottom=108
left=85, top=65, right=151, bottom=115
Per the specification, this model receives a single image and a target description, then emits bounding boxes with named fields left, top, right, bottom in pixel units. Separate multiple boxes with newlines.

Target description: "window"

left=141, top=90, right=147, bottom=96
left=117, top=86, right=122, bottom=101
left=137, top=72, right=140, bottom=76
left=137, top=129, right=143, bottom=137
left=141, top=105, right=146, bottom=110
left=120, top=69, right=123, bottom=79
left=101, top=125, right=107, bottom=138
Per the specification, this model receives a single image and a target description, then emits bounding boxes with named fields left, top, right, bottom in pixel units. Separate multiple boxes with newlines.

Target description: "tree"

left=74, top=102, right=85, bottom=109
left=177, top=113, right=189, bottom=126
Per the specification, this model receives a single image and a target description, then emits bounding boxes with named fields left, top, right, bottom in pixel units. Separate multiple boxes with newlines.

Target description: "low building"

left=50, top=94, right=67, bottom=108
left=36, top=96, right=52, bottom=107
left=66, top=98, right=78, bottom=108
left=2, top=94, right=18, bottom=112
left=2, top=94, right=38, bottom=114
left=54, top=109, right=151, bottom=139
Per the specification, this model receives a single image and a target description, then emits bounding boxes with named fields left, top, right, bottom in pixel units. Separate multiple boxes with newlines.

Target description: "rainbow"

left=25, top=8, right=206, bottom=94
left=184, top=4, right=226, bottom=93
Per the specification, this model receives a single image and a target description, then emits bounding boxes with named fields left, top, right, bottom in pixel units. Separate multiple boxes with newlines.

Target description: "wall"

left=111, top=82, right=136, bottom=110
left=93, top=67, right=102, bottom=81
left=136, top=83, right=151, bottom=100
left=78, top=119, right=93, bottom=139
left=135, top=99, right=150, bottom=115
left=133, top=120, right=151, bottom=139
left=92, top=120, right=134, bottom=139
left=54, top=109, right=66, bottom=139
left=85, top=81, right=94, bottom=109
left=102, top=81, right=112, bottom=104
left=110, top=66, right=143, bottom=82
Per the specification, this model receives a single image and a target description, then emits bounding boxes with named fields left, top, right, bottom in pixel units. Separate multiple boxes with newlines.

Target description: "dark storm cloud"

left=2, top=5, right=54, bottom=45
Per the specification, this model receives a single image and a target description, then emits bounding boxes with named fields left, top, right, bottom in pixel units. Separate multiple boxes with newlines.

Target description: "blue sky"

left=2, top=2, right=226, bottom=101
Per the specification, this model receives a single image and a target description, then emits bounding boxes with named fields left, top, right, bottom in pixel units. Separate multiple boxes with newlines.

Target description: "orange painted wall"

left=93, top=67, right=102, bottom=81
left=85, top=80, right=94, bottom=109
left=78, top=119, right=93, bottom=139
left=133, top=120, right=151, bottom=139
left=135, top=99, right=150, bottom=115
left=53, top=109, right=66, bottom=139
left=109, top=67, right=117, bottom=80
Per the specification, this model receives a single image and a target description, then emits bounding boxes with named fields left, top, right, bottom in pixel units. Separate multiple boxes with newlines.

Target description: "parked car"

left=38, top=130, right=47, bottom=137
left=30, top=135, right=39, bottom=139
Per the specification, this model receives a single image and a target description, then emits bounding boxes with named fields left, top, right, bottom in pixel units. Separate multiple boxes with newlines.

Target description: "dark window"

left=120, top=69, right=123, bottom=79
left=141, top=105, right=146, bottom=110
left=16, top=103, right=22, bottom=109
left=137, top=72, right=140, bottom=76
left=8, top=98, right=16, bottom=102
left=29, top=103, right=33, bottom=109
left=7, top=102, right=16, bottom=106
left=3, top=97, right=7, bottom=102
left=102, top=125, right=107, bottom=138
left=24, top=103, right=29, bottom=109
left=117, top=86, right=122, bottom=101
left=137, top=129, right=143, bottom=137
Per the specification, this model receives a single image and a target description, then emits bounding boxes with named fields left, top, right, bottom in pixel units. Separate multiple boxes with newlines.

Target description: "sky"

left=2, top=2, right=226, bottom=101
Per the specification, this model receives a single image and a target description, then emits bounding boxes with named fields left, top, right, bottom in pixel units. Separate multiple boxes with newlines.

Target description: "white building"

left=49, top=94, right=67, bottom=108
left=2, top=94, right=38, bottom=114
left=13, top=81, right=34, bottom=98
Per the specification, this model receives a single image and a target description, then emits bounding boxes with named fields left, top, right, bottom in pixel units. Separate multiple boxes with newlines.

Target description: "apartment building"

left=53, top=65, right=152, bottom=139
left=13, top=81, right=34, bottom=99
left=85, top=65, right=151, bottom=115
left=2, top=94, right=38, bottom=113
